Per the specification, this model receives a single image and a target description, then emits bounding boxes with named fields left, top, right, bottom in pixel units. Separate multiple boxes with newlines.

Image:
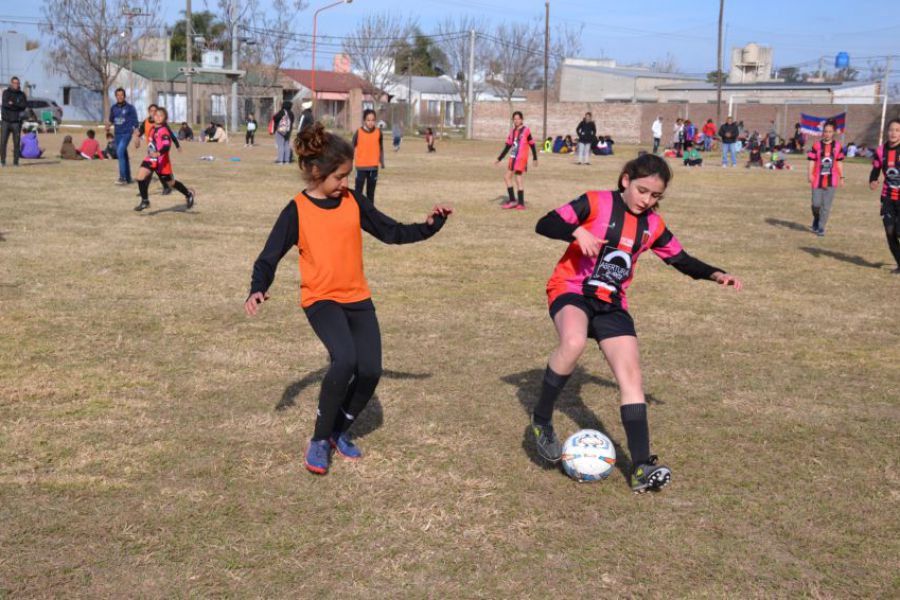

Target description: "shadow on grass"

left=143, top=205, right=200, bottom=216
left=16, top=160, right=62, bottom=167
left=0, top=231, right=6, bottom=242
left=502, top=366, right=666, bottom=481
left=276, top=367, right=432, bottom=439
left=799, top=246, right=887, bottom=270
left=764, top=217, right=808, bottom=232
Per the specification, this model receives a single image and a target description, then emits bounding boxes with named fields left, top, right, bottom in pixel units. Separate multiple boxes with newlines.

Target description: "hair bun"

left=295, top=121, right=327, bottom=161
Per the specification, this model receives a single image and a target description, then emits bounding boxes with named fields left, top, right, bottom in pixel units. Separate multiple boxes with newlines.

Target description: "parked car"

left=26, top=97, right=63, bottom=125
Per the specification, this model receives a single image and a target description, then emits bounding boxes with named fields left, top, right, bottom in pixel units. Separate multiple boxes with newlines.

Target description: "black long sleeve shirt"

left=249, top=190, right=445, bottom=296
left=1, top=88, right=27, bottom=123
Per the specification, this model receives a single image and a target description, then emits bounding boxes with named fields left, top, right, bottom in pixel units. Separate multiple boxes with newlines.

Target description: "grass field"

left=1, top=131, right=898, bottom=598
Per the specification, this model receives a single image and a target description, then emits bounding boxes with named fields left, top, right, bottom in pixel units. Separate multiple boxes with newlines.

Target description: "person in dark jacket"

left=272, top=101, right=295, bottom=164
left=718, top=116, right=740, bottom=167
left=105, top=87, right=139, bottom=183
left=575, top=112, right=597, bottom=165
left=296, top=100, right=314, bottom=135
left=1, top=76, right=28, bottom=167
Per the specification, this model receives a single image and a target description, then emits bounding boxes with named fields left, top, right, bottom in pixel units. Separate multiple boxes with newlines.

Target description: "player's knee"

left=559, top=335, right=587, bottom=359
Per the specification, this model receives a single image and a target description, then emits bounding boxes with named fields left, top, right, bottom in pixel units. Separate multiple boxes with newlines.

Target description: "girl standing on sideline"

left=807, top=119, right=845, bottom=236
left=245, top=113, right=257, bottom=147
left=869, top=118, right=900, bottom=274
left=272, top=101, right=295, bottom=164
left=134, top=107, right=195, bottom=212
left=495, top=111, right=537, bottom=210
left=352, top=109, right=385, bottom=203
left=530, top=154, right=742, bottom=493
left=425, top=127, right=436, bottom=153
left=244, top=123, right=452, bottom=475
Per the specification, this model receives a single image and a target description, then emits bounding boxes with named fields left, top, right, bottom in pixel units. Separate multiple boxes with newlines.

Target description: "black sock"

left=506, top=186, right=515, bottom=203
left=138, top=178, right=150, bottom=201
left=517, top=189, right=525, bottom=205
left=533, top=366, right=570, bottom=425
left=172, top=180, right=190, bottom=198
left=620, top=403, right=650, bottom=466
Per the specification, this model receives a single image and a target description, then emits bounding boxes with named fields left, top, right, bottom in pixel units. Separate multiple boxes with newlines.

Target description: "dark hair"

left=11, top=76, right=19, bottom=83
left=156, top=106, right=168, bottom=121
left=617, top=153, right=672, bottom=192
left=294, top=122, right=353, bottom=183
left=115, top=87, right=126, bottom=95
left=888, top=118, right=900, bottom=128
left=823, top=119, right=837, bottom=130
left=512, top=111, right=523, bottom=120
left=106, top=132, right=113, bottom=138
left=363, top=109, right=376, bottom=120
left=148, top=104, right=158, bottom=111
left=86, top=129, right=95, bottom=139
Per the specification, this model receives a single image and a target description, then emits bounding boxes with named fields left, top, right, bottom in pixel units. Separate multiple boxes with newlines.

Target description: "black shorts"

left=140, top=160, right=173, bottom=182
left=882, top=198, right=899, bottom=227
left=549, top=293, right=636, bottom=341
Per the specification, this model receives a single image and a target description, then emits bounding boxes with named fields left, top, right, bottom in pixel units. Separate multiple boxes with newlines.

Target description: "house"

left=383, top=75, right=464, bottom=127
left=0, top=30, right=102, bottom=121
left=281, top=69, right=379, bottom=130
left=558, top=58, right=703, bottom=103
left=109, top=59, right=283, bottom=126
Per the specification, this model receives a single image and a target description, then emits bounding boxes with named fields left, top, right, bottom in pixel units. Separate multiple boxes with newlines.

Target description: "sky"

left=6, top=0, right=900, bottom=78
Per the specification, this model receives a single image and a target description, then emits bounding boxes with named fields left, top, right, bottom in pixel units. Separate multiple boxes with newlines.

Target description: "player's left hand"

left=426, top=205, right=453, bottom=226
left=712, top=271, right=743, bottom=291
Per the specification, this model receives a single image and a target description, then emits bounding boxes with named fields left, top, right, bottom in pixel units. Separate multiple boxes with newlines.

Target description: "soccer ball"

left=561, top=429, right=616, bottom=482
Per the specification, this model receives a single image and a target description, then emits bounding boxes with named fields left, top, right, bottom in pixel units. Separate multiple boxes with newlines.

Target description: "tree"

left=549, top=23, right=583, bottom=86
left=343, top=13, right=413, bottom=102
left=706, top=69, right=726, bottom=84
left=649, top=53, right=679, bottom=74
left=828, top=66, right=859, bottom=83
left=392, top=28, right=449, bottom=77
left=487, top=21, right=543, bottom=104
left=40, top=0, right=161, bottom=119
left=170, top=11, right=229, bottom=62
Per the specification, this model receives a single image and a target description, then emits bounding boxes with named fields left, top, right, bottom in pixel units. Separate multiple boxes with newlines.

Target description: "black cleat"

left=134, top=200, right=150, bottom=212
left=530, top=415, right=562, bottom=463
left=186, top=189, right=195, bottom=209
left=630, top=455, right=671, bottom=493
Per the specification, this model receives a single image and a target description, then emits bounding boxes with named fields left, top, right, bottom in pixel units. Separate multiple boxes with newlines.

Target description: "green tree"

left=392, top=28, right=448, bottom=76
left=170, top=11, right=229, bottom=62
left=776, top=66, right=801, bottom=82
left=706, top=69, right=726, bottom=84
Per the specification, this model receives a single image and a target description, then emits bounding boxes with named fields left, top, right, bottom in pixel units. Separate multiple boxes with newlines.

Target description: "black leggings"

left=883, top=199, right=900, bottom=267
left=306, top=301, right=382, bottom=440
left=355, top=169, right=378, bottom=204
left=246, top=130, right=255, bottom=145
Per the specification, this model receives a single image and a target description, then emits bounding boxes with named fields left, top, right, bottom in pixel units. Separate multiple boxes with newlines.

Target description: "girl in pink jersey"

left=495, top=111, right=538, bottom=210
left=531, top=154, right=743, bottom=493
left=869, top=118, right=900, bottom=273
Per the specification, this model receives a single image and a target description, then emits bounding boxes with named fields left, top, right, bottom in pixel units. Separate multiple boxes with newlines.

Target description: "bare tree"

left=342, top=13, right=413, bottom=102
left=435, top=16, right=488, bottom=125
left=649, top=52, right=680, bottom=74
left=487, top=21, right=543, bottom=104
left=549, top=23, right=583, bottom=81
left=40, top=0, right=161, bottom=119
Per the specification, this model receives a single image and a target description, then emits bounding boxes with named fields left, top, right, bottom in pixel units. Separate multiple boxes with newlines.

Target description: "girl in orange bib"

left=245, top=122, right=452, bottom=475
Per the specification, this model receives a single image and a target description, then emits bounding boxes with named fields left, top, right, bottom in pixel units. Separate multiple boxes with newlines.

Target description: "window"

left=63, top=87, right=71, bottom=105
left=211, top=94, right=226, bottom=116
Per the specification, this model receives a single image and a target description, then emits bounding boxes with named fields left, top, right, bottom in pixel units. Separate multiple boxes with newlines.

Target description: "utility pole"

left=465, top=29, right=475, bottom=140
left=186, top=0, right=194, bottom=126
left=879, top=55, right=892, bottom=147
left=716, top=0, right=724, bottom=123
left=122, top=6, right=149, bottom=101
left=408, top=54, right=413, bottom=130
left=543, top=1, right=549, bottom=143
left=230, top=0, right=239, bottom=132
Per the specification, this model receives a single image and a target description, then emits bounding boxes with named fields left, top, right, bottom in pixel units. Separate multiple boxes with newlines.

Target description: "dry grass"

left=1, top=132, right=898, bottom=598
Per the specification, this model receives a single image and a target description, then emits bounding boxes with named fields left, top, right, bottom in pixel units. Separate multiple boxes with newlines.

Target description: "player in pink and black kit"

left=806, top=119, right=845, bottom=236
left=495, top=111, right=538, bottom=210
left=134, top=107, right=195, bottom=212
left=869, top=118, right=900, bottom=273
left=531, top=154, right=743, bottom=493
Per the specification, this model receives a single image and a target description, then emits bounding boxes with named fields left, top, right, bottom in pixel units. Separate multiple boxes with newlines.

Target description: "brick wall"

left=472, top=101, right=642, bottom=143
left=473, top=100, right=900, bottom=146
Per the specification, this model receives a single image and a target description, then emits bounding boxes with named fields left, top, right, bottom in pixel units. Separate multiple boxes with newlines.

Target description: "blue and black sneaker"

left=329, top=431, right=362, bottom=460
left=630, top=455, right=671, bottom=493
left=530, top=414, right=562, bottom=463
left=304, top=439, right=331, bottom=475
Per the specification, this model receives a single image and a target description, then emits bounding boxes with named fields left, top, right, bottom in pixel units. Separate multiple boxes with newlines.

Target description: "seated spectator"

left=210, top=123, right=228, bottom=143
left=594, top=135, right=614, bottom=156
left=765, top=150, right=790, bottom=170
left=542, top=137, right=552, bottom=153
left=560, top=134, right=574, bottom=153
left=77, top=129, right=103, bottom=159
left=22, top=109, right=40, bottom=134
left=59, top=135, right=83, bottom=160
left=683, top=146, right=703, bottom=167
left=552, top=136, right=564, bottom=153
left=102, top=132, right=117, bottom=159
left=201, top=122, right=216, bottom=142
left=19, top=131, right=43, bottom=159
left=745, top=140, right=764, bottom=168
left=178, top=121, right=194, bottom=141
left=846, top=141, right=858, bottom=158
left=857, top=144, right=872, bottom=158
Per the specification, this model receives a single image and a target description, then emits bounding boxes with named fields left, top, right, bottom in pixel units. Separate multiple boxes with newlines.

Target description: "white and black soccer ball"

left=561, top=429, right=616, bottom=482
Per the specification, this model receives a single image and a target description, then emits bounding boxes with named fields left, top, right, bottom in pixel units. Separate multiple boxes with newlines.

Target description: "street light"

left=311, top=0, right=353, bottom=116
left=122, top=6, right=150, bottom=101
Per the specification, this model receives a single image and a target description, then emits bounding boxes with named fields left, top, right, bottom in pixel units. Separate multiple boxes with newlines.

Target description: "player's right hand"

left=869, top=180, right=880, bottom=191
left=573, top=227, right=605, bottom=258
left=244, top=292, right=269, bottom=316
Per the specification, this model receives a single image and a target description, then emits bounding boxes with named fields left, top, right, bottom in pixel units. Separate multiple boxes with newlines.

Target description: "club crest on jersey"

left=585, top=244, right=633, bottom=293
left=820, top=156, right=833, bottom=175
left=641, top=230, right=651, bottom=247
left=886, top=167, right=900, bottom=189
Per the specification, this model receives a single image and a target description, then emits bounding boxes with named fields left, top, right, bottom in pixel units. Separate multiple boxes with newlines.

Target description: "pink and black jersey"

left=146, top=125, right=173, bottom=175
left=537, top=191, right=720, bottom=311
left=807, top=140, right=844, bottom=189
left=498, top=126, right=537, bottom=172
left=871, top=143, right=900, bottom=201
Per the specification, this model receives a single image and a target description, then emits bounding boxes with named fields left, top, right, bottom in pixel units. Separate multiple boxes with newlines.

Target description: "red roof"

left=282, top=69, right=378, bottom=94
